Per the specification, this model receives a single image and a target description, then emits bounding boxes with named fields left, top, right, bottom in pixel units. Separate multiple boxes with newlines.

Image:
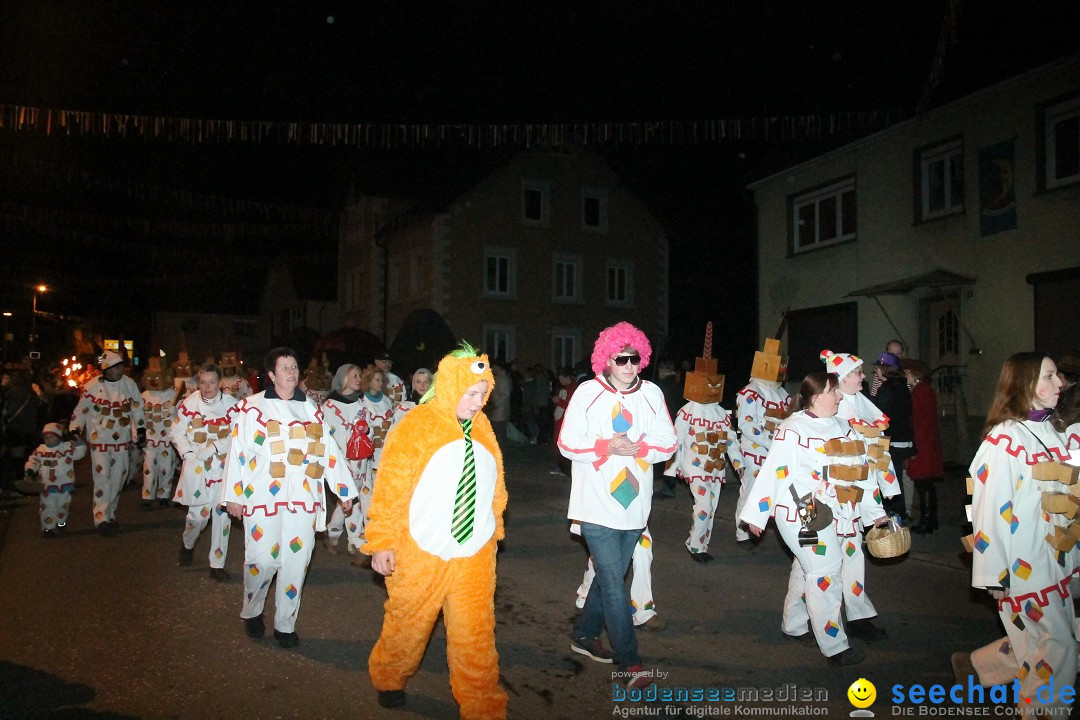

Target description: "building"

left=749, top=58, right=1080, bottom=460
left=338, top=147, right=670, bottom=370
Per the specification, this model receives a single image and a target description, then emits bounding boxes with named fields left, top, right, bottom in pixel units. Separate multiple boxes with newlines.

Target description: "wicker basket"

left=865, top=525, right=911, bottom=558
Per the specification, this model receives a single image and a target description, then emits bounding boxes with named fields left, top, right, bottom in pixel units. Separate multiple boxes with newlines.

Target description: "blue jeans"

left=573, top=522, right=643, bottom=670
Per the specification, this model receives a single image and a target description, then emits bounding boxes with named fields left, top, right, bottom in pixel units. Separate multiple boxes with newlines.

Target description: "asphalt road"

left=0, top=442, right=1010, bottom=719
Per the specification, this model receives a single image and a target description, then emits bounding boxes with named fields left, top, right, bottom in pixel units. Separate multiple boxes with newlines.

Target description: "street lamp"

left=31, top=284, right=47, bottom=350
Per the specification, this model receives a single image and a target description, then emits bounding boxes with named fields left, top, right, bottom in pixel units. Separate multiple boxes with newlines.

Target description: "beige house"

left=338, top=147, right=669, bottom=370
left=749, top=58, right=1080, bottom=461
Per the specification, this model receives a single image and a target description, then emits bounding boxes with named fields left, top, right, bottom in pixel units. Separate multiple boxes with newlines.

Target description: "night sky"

left=1, top=1, right=1076, bottom=371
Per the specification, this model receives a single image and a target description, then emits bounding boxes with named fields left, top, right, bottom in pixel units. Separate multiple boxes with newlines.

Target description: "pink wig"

left=591, top=321, right=652, bottom=375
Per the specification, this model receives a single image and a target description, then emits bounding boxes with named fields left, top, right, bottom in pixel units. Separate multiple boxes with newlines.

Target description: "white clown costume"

left=739, top=411, right=884, bottom=659
left=358, top=388, right=396, bottom=530
left=141, top=388, right=178, bottom=504
left=221, top=385, right=357, bottom=635
left=69, top=354, right=146, bottom=528
left=323, top=389, right=369, bottom=554
left=172, top=389, right=238, bottom=570
left=966, top=417, right=1078, bottom=713
left=735, top=386, right=791, bottom=541
left=25, top=424, right=87, bottom=533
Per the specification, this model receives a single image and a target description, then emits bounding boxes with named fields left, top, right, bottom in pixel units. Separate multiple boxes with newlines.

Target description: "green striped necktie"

left=451, top=419, right=476, bottom=543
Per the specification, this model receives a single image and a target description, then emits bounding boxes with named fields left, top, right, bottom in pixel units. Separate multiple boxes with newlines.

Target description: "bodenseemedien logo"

left=848, top=678, right=876, bottom=717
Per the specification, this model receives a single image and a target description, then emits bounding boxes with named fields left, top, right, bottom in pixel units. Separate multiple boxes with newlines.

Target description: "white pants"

left=39, top=490, right=72, bottom=531
left=182, top=504, right=232, bottom=569
left=783, top=531, right=877, bottom=630
left=90, top=447, right=130, bottom=526
left=142, top=443, right=176, bottom=501
left=326, top=501, right=364, bottom=550
left=774, top=515, right=850, bottom=658
left=686, top=475, right=723, bottom=553
left=734, top=463, right=761, bottom=542
left=240, top=510, right=317, bottom=633
left=970, top=596, right=1077, bottom=714
left=576, top=527, right=657, bottom=624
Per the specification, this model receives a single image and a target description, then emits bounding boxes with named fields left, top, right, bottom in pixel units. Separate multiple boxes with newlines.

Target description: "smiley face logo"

left=847, top=678, right=876, bottom=709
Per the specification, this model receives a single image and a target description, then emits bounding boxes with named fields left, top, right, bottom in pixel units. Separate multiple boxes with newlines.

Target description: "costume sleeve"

left=171, top=399, right=196, bottom=458
left=558, top=386, right=610, bottom=464
left=969, top=429, right=1019, bottom=590
left=362, top=414, right=428, bottom=554
left=636, top=391, right=677, bottom=463
left=69, top=390, right=91, bottom=434
left=738, top=426, right=797, bottom=530
left=128, top=381, right=146, bottom=432
left=665, top=404, right=691, bottom=477
left=476, top=413, right=508, bottom=541
left=221, top=402, right=253, bottom=509
left=24, top=449, right=42, bottom=475
left=71, top=439, right=88, bottom=462
left=736, top=389, right=764, bottom=453
left=723, top=410, right=746, bottom=471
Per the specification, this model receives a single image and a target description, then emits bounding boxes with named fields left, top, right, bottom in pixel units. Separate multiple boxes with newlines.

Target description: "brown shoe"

left=322, top=537, right=339, bottom=555
left=638, top=615, right=667, bottom=631
left=951, top=652, right=979, bottom=684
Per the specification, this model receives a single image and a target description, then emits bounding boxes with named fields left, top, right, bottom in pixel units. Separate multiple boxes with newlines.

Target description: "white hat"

left=42, top=422, right=64, bottom=438
left=820, top=349, right=863, bottom=380
left=99, top=350, right=124, bottom=369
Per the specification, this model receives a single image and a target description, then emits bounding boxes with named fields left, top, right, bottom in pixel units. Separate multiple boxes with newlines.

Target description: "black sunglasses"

left=611, top=354, right=642, bottom=367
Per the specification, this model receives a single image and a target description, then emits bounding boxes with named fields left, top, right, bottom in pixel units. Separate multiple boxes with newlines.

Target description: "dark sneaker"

left=42, top=529, right=57, bottom=539
left=208, top=568, right=230, bottom=582
left=274, top=630, right=299, bottom=648
left=570, top=637, right=614, bottom=663
left=158, top=498, right=171, bottom=508
left=139, top=500, right=154, bottom=511
left=178, top=546, right=194, bottom=567
left=377, top=690, right=406, bottom=708
left=638, top=615, right=667, bottom=631
left=828, top=646, right=865, bottom=666
left=688, top=550, right=713, bottom=564
left=847, top=619, right=888, bottom=641
left=625, top=665, right=655, bottom=690
left=244, top=616, right=265, bottom=639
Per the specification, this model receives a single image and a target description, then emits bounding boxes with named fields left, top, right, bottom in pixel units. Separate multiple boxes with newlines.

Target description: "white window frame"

left=483, top=324, right=516, bottom=364
left=521, top=180, right=551, bottom=226
left=792, top=177, right=856, bottom=253
left=1045, top=96, right=1080, bottom=190
left=483, top=247, right=516, bottom=299
left=581, top=187, right=609, bottom=232
left=605, top=259, right=634, bottom=307
left=919, top=139, right=964, bottom=220
left=551, top=328, right=582, bottom=370
left=552, top=253, right=582, bottom=304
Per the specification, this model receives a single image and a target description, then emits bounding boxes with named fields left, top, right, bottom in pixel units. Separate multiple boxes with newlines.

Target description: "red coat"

left=906, top=381, right=945, bottom=480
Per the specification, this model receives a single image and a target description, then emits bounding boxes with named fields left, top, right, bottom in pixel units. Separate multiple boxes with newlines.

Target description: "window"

left=484, top=247, right=516, bottom=299
left=915, top=138, right=964, bottom=221
left=552, top=329, right=582, bottom=370
left=581, top=188, right=608, bottom=232
left=937, top=309, right=960, bottom=358
left=1042, top=95, right=1080, bottom=190
left=522, top=181, right=550, bottom=225
left=553, top=254, right=582, bottom=303
left=233, top=318, right=258, bottom=338
left=791, top=177, right=856, bottom=253
left=605, top=260, right=633, bottom=306
left=483, top=324, right=516, bottom=364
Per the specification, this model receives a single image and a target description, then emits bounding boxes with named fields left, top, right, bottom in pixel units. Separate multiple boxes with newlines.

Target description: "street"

left=0, top=442, right=1005, bottom=719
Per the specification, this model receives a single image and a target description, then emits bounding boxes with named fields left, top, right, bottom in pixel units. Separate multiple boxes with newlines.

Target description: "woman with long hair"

left=956, top=352, right=1076, bottom=714
left=740, top=371, right=886, bottom=667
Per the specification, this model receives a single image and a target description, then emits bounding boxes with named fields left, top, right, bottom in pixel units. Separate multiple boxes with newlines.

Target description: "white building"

left=749, top=58, right=1080, bottom=460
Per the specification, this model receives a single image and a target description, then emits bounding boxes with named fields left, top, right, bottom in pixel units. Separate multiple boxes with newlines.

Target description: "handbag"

left=346, top=412, right=374, bottom=461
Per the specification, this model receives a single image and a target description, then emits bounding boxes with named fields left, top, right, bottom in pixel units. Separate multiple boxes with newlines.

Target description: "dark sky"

left=1, top=1, right=1076, bottom=367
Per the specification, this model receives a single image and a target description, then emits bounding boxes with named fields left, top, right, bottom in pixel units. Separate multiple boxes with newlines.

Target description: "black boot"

left=911, top=481, right=930, bottom=533
left=918, top=483, right=939, bottom=533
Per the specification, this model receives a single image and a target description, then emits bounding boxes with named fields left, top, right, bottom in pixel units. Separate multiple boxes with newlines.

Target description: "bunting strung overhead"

left=0, top=103, right=894, bottom=149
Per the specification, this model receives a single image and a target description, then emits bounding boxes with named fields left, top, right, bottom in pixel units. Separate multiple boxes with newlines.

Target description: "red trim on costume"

left=997, top=568, right=1080, bottom=611
left=984, top=432, right=1074, bottom=465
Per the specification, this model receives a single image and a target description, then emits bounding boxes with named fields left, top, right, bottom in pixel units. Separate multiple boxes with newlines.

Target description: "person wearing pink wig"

left=558, top=321, right=677, bottom=690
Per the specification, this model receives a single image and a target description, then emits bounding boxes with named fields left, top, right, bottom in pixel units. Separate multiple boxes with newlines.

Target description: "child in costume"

left=69, top=350, right=146, bottom=536
left=364, top=342, right=508, bottom=718
left=956, top=353, right=1077, bottom=715
left=25, top=422, right=86, bottom=537
left=140, top=357, right=178, bottom=509
left=665, top=323, right=745, bottom=561
left=173, top=363, right=238, bottom=581
left=739, top=371, right=886, bottom=666
left=735, top=338, right=792, bottom=543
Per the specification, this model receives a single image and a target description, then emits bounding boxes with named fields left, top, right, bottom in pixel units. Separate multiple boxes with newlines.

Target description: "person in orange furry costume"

left=363, top=342, right=508, bottom=718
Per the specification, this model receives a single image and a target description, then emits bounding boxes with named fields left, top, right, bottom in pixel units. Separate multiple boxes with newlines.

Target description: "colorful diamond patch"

left=976, top=464, right=989, bottom=483
left=1023, top=601, right=1043, bottom=623
left=775, top=465, right=789, bottom=480
left=611, top=402, right=633, bottom=434
left=851, top=581, right=864, bottom=596
left=285, top=584, right=298, bottom=600
left=271, top=543, right=280, bottom=559
left=610, top=468, right=640, bottom=509
left=813, top=542, right=827, bottom=556
left=289, top=537, right=303, bottom=553
left=1012, top=558, right=1032, bottom=580
left=251, top=525, right=263, bottom=541
left=844, top=541, right=856, bottom=557
left=269, top=480, right=281, bottom=496
left=824, top=621, right=840, bottom=637
left=816, top=576, right=831, bottom=592
left=757, top=497, right=772, bottom=512
left=973, top=531, right=990, bottom=553
left=253, top=430, right=266, bottom=445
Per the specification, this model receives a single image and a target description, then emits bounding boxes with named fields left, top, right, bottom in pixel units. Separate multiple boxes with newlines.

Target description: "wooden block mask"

left=751, top=338, right=788, bottom=382
left=684, top=357, right=725, bottom=405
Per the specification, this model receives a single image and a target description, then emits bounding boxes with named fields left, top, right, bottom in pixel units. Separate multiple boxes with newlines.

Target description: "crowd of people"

left=3, top=324, right=1079, bottom=718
